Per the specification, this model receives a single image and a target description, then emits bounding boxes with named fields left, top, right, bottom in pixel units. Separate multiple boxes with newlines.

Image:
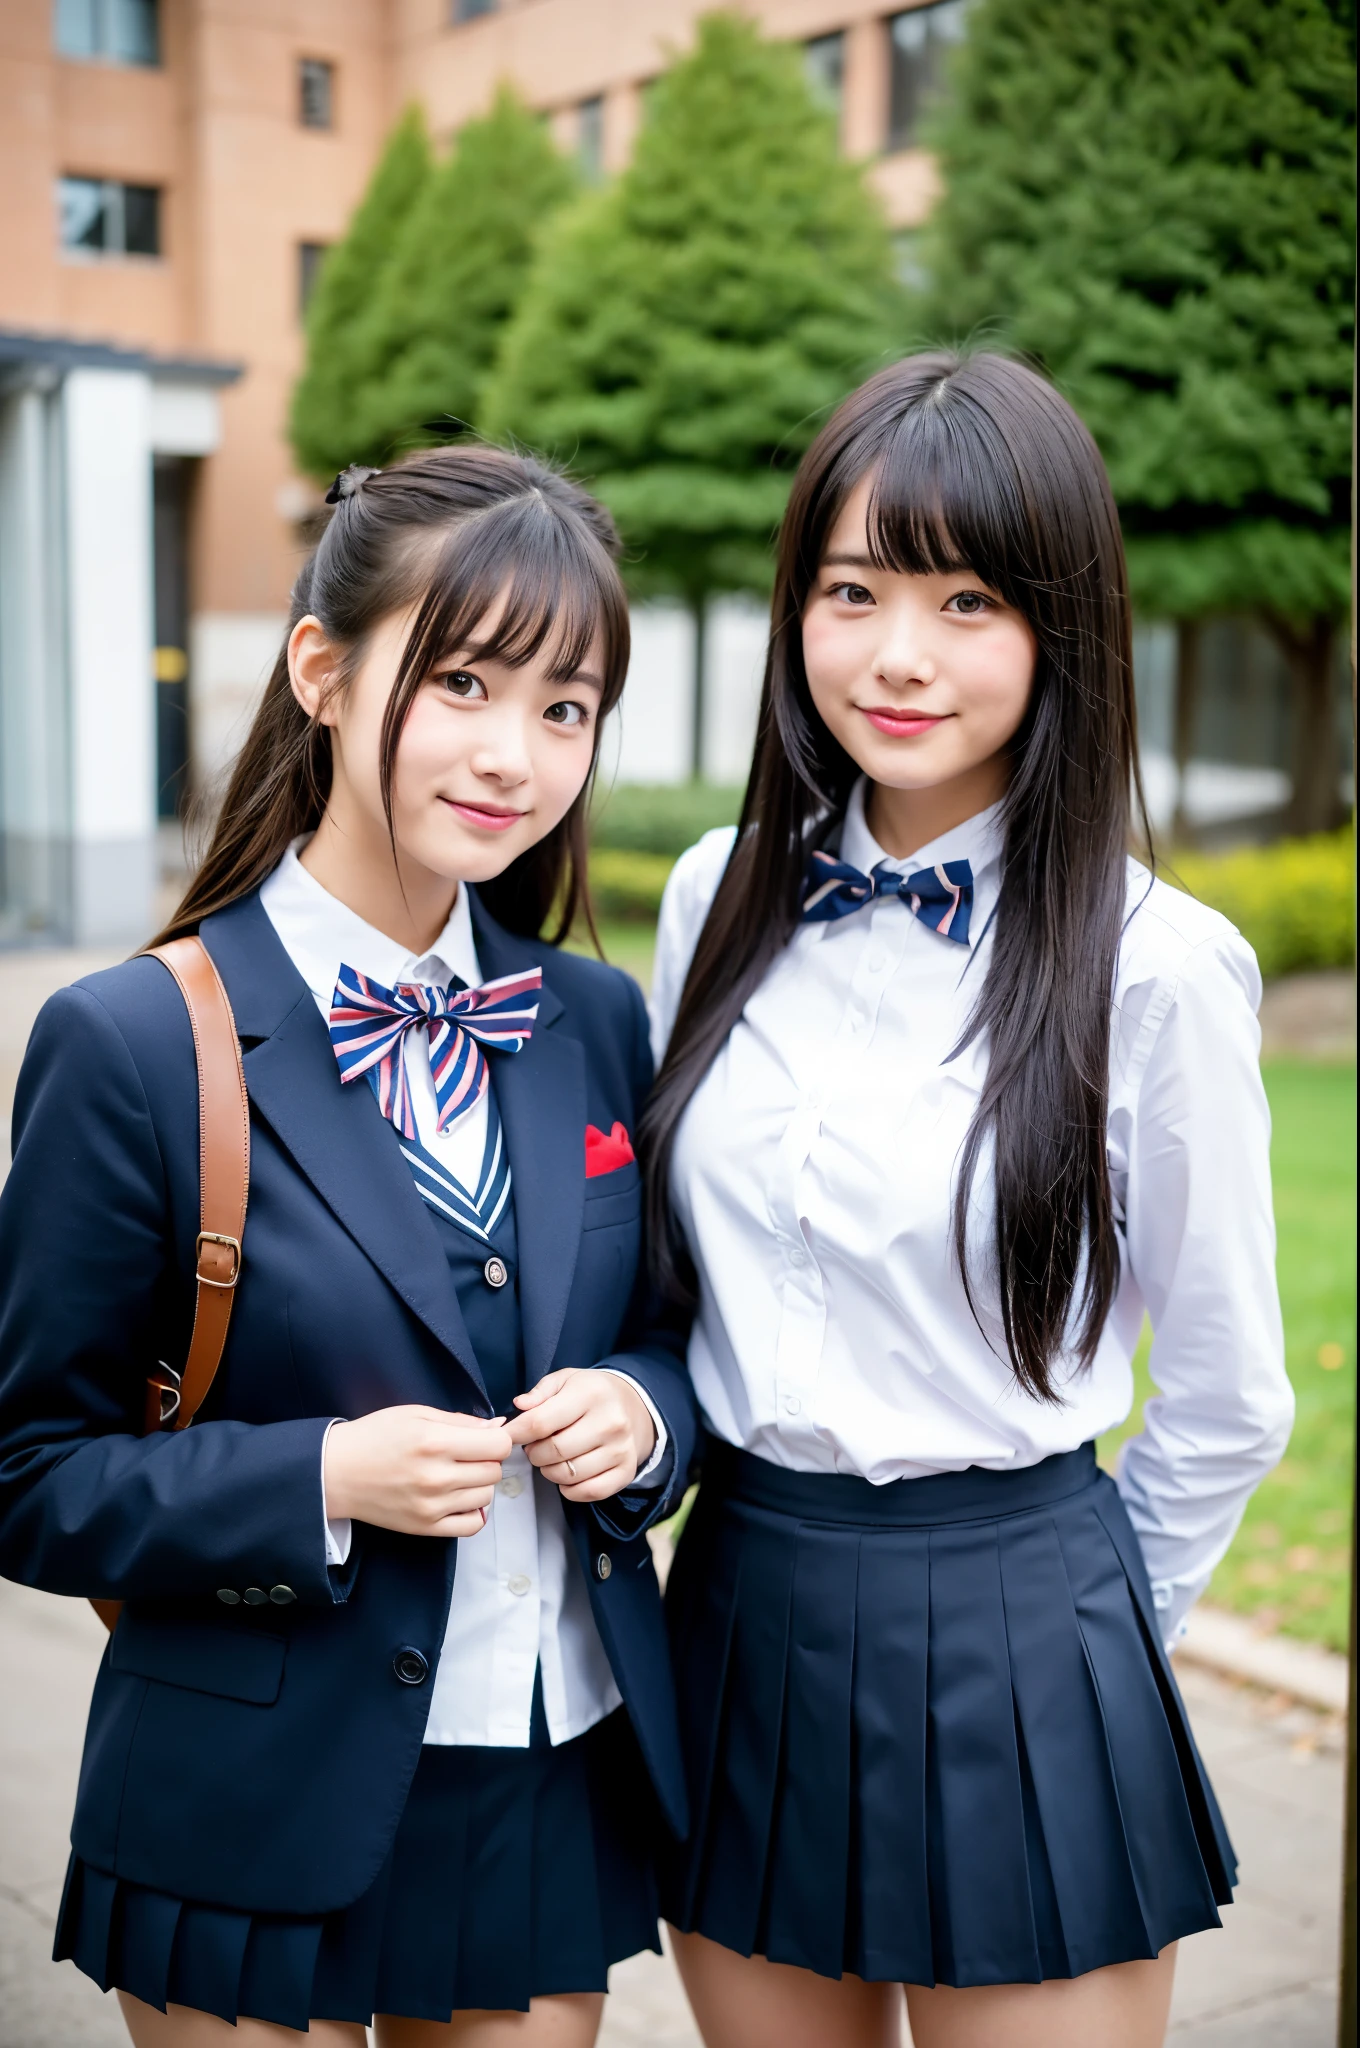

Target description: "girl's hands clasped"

left=322, top=1405, right=512, bottom=1537
left=507, top=1369, right=656, bottom=1502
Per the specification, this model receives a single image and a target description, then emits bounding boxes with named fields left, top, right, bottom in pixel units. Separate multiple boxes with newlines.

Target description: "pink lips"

left=444, top=799, right=524, bottom=833
left=862, top=707, right=951, bottom=738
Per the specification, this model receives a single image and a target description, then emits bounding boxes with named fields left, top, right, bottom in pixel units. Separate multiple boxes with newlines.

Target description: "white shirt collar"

left=839, top=776, right=1005, bottom=883
left=259, top=840, right=483, bottom=1008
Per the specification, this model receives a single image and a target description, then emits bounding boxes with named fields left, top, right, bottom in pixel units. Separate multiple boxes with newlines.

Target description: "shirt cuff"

left=320, top=1419, right=353, bottom=1567
left=598, top=1369, right=669, bottom=1489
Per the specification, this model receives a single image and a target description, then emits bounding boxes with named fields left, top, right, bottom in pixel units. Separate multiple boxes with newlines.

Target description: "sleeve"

left=1113, top=930, right=1294, bottom=1648
left=590, top=970, right=697, bottom=1541
left=0, top=985, right=353, bottom=1608
left=648, top=826, right=737, bottom=1068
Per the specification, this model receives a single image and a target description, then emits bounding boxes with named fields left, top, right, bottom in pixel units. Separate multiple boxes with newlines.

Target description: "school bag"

left=90, top=936, right=250, bottom=1633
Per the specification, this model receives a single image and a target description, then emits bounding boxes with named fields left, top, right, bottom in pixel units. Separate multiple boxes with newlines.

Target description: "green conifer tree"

left=482, top=12, right=906, bottom=774
left=918, top=0, right=1355, bottom=832
left=356, top=87, right=577, bottom=458
left=289, top=105, right=431, bottom=479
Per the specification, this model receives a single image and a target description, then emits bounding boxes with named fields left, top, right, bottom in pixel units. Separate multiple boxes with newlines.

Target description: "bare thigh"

left=376, top=1994, right=604, bottom=2048
left=118, top=1991, right=366, bottom=2048
left=668, top=1926, right=902, bottom=2048
left=904, top=1946, right=1178, bottom=2048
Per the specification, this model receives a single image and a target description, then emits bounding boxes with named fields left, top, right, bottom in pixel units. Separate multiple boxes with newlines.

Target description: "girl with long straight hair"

left=0, top=445, right=698, bottom=2047
left=643, top=354, right=1293, bottom=2048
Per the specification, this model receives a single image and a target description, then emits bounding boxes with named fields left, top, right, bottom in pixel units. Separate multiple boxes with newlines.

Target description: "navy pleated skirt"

left=55, top=1704, right=660, bottom=2025
left=662, top=1441, right=1235, bottom=1989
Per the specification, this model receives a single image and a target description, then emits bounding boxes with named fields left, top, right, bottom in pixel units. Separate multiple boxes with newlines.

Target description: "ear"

left=287, top=616, right=344, bottom=727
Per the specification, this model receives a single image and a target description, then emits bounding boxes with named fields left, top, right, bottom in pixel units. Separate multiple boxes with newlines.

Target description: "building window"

left=804, top=31, right=845, bottom=118
left=451, top=0, right=497, bottom=20
left=58, top=176, right=160, bottom=257
left=298, top=57, right=334, bottom=130
left=887, top=1, right=969, bottom=151
left=55, top=0, right=159, bottom=67
left=298, top=241, right=329, bottom=316
left=578, top=96, right=605, bottom=182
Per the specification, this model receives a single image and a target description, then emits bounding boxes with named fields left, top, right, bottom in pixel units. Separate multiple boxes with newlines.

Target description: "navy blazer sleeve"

left=0, top=986, right=345, bottom=1608
left=587, top=971, right=697, bottom=1542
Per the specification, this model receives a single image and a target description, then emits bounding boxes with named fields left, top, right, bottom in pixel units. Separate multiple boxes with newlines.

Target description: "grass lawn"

left=574, top=919, right=1356, bottom=1651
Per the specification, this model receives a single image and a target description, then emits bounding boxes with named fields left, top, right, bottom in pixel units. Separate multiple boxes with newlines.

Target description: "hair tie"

left=325, top=464, right=382, bottom=505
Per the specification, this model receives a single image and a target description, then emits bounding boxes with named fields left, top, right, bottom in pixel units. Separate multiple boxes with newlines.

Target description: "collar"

left=258, top=840, right=483, bottom=1008
left=839, top=776, right=1005, bottom=885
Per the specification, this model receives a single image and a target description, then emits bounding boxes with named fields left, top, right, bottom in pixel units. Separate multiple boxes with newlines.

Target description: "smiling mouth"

left=861, top=707, right=952, bottom=737
left=441, top=798, right=526, bottom=832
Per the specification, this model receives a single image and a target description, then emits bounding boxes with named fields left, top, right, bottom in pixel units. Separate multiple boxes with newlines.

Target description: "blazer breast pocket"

left=582, top=1158, right=641, bottom=1231
left=111, top=1610, right=286, bottom=1705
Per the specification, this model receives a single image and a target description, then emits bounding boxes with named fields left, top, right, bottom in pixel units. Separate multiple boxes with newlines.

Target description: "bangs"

left=400, top=491, right=630, bottom=710
left=846, top=384, right=1035, bottom=603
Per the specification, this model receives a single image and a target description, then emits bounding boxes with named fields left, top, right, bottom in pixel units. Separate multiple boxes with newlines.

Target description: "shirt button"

left=595, top=1553, right=613, bottom=1581
left=268, top=1585, right=296, bottom=1606
left=783, top=1394, right=802, bottom=1417
left=500, top=1474, right=523, bottom=1498
left=483, top=1257, right=509, bottom=1289
left=242, top=1587, right=268, bottom=1606
left=216, top=1588, right=240, bottom=1606
left=867, top=948, right=888, bottom=972
left=506, top=1573, right=532, bottom=1597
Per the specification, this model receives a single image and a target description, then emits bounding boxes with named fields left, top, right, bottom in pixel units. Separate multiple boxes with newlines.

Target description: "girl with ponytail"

left=0, top=445, right=697, bottom=2046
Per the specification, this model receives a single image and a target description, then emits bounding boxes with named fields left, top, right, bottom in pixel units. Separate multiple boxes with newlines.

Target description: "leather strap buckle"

left=196, top=1230, right=242, bottom=1288
left=145, top=1363, right=182, bottom=1432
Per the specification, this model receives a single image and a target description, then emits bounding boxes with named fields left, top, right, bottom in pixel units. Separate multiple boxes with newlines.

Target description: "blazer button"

left=483, top=1256, right=509, bottom=1289
left=595, top=1553, right=613, bottom=1582
left=269, top=1585, right=296, bottom=1605
left=392, top=1647, right=430, bottom=1686
left=216, top=1588, right=241, bottom=1606
left=242, top=1587, right=268, bottom=1606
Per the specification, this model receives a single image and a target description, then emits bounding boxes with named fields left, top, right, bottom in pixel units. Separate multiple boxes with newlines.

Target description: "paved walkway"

left=0, top=1579, right=1343, bottom=2047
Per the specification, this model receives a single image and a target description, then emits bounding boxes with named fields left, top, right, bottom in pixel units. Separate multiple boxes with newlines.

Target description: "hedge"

left=584, top=792, right=1355, bottom=977
left=1167, top=828, right=1354, bottom=980
left=589, top=781, right=742, bottom=857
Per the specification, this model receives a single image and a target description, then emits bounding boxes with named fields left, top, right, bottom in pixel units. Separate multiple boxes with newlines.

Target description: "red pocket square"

left=585, top=1121, right=636, bottom=1178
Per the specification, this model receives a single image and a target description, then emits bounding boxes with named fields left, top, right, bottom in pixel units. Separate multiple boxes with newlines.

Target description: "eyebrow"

left=820, top=551, right=878, bottom=570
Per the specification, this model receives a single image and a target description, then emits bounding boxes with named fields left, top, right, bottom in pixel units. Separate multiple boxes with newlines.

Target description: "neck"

left=301, top=806, right=458, bottom=957
left=866, top=755, right=1009, bottom=861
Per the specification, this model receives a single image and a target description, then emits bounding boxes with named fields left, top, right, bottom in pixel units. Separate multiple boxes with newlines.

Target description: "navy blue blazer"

left=0, top=889, right=697, bottom=1917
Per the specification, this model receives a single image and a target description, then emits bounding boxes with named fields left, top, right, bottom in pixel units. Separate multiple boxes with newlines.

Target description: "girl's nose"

left=469, top=716, right=532, bottom=786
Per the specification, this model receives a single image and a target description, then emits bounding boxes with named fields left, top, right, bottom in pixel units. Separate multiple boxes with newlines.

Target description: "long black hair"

left=157, top=444, right=630, bottom=948
left=640, top=351, right=1150, bottom=1404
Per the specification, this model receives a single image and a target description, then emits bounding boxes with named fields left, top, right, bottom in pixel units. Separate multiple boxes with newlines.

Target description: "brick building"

left=0, top=0, right=969, bottom=941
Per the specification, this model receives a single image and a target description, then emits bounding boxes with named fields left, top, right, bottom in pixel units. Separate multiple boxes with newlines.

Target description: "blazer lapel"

left=200, top=895, right=488, bottom=1408
left=469, top=894, right=585, bottom=1385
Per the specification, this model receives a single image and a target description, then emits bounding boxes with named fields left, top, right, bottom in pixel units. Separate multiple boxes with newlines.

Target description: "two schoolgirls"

left=0, top=354, right=1294, bottom=2048
left=0, top=447, right=698, bottom=2045
left=645, top=354, right=1293, bottom=2048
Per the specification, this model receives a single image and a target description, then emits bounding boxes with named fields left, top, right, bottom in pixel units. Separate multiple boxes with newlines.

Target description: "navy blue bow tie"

left=800, top=849, right=974, bottom=943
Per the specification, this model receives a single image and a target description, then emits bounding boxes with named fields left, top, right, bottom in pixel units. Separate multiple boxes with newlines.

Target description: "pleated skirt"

left=662, top=1440, right=1236, bottom=1989
left=55, top=1705, right=660, bottom=2025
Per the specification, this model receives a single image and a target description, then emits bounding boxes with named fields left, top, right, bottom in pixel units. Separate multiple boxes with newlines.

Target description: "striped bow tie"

left=801, top=849, right=974, bottom=943
left=328, top=963, right=541, bottom=1140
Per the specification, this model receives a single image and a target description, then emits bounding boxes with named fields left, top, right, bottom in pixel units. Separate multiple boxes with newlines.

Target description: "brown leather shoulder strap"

left=148, top=936, right=250, bottom=1430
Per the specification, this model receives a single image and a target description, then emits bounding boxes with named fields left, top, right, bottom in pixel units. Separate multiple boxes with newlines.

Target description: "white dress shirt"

left=261, top=845, right=662, bottom=1747
left=650, top=782, right=1294, bottom=1649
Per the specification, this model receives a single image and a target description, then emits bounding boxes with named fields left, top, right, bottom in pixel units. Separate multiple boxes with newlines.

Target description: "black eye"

left=831, top=581, right=874, bottom=605
left=544, top=700, right=586, bottom=728
left=949, top=591, right=989, bottom=615
left=441, top=670, right=487, bottom=700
